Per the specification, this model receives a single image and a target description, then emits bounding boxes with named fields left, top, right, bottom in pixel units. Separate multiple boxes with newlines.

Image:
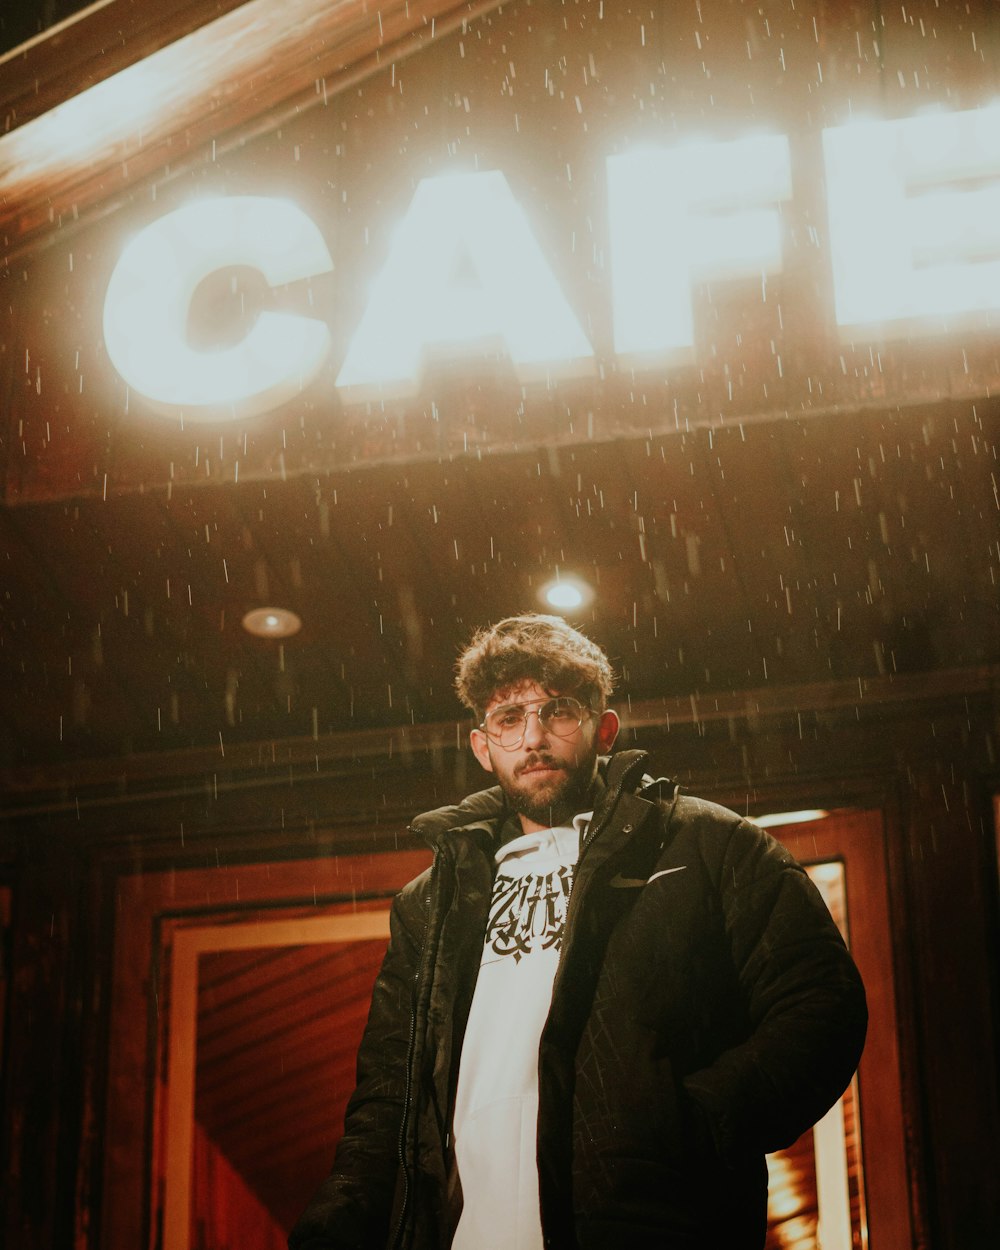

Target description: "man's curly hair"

left=454, top=614, right=615, bottom=719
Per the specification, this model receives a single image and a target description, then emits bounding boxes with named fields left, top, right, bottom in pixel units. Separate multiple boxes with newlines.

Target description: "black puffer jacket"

left=290, top=750, right=867, bottom=1250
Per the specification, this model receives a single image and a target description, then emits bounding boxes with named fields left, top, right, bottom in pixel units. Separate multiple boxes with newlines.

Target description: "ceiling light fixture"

left=241, top=607, right=302, bottom=638
left=539, top=575, right=594, bottom=613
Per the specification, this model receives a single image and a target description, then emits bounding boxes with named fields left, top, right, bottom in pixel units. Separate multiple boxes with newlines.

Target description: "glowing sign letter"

left=823, top=105, right=1000, bottom=332
left=608, top=135, right=792, bottom=364
left=103, top=197, right=333, bottom=422
left=335, top=171, right=594, bottom=398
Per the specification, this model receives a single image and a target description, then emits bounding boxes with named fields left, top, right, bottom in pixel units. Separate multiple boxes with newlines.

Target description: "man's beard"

left=500, top=747, right=598, bottom=829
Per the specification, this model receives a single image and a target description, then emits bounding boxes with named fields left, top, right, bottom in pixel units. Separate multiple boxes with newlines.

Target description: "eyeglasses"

left=480, top=696, right=592, bottom=750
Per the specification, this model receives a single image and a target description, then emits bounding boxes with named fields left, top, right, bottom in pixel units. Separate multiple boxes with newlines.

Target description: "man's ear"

left=596, top=709, right=620, bottom=753
left=469, top=727, right=496, bottom=774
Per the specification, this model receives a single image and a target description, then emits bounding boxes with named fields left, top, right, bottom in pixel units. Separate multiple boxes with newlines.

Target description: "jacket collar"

left=590, top=749, right=650, bottom=823
left=408, top=784, right=506, bottom=851
left=409, top=748, right=653, bottom=852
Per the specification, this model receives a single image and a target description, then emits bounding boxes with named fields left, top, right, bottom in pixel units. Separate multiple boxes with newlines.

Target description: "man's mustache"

left=515, top=754, right=567, bottom=777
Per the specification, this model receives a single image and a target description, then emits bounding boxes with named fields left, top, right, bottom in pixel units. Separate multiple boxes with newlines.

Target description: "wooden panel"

left=1, top=1, right=252, bottom=129
left=780, top=810, right=916, bottom=1250
left=103, top=849, right=430, bottom=1250
left=0, top=0, right=505, bottom=260
left=194, top=938, right=387, bottom=1229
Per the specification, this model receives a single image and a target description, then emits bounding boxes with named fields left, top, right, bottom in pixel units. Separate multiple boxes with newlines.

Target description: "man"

left=290, top=614, right=867, bottom=1250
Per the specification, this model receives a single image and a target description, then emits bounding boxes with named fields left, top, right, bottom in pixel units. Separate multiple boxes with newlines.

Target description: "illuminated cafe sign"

left=102, top=104, right=1000, bottom=424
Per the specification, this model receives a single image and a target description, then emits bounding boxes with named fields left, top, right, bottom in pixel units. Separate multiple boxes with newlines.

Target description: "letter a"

left=336, top=171, right=594, bottom=399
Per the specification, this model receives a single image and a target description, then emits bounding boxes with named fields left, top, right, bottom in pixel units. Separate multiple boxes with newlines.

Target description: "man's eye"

left=547, top=701, right=576, bottom=720
left=494, top=710, right=524, bottom=729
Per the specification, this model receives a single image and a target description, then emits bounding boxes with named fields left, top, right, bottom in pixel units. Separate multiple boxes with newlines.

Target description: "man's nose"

left=522, top=708, right=549, bottom=747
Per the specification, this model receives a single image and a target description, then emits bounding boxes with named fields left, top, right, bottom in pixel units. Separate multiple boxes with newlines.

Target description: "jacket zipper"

left=578, top=752, right=645, bottom=859
left=550, top=756, right=641, bottom=991
left=565, top=756, right=676, bottom=969
left=537, top=753, right=649, bottom=1247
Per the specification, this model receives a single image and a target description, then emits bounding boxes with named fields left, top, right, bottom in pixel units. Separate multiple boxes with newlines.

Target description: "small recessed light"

left=241, top=607, right=302, bottom=638
left=539, top=575, right=593, bottom=613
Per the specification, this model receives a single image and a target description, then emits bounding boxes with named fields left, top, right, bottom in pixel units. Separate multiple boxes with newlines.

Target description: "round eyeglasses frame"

left=479, top=695, right=593, bottom=751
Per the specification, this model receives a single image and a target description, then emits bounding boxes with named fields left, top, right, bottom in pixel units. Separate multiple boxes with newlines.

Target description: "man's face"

left=469, top=680, right=620, bottom=833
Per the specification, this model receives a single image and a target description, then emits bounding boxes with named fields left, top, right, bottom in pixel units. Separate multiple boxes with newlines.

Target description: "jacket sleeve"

left=288, top=877, right=428, bottom=1250
left=680, top=810, right=868, bottom=1162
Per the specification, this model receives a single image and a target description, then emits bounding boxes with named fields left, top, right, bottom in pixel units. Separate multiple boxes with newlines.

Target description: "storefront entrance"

left=101, top=807, right=911, bottom=1250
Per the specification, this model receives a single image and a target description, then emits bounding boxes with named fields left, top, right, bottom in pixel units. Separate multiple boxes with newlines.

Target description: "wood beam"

left=0, top=0, right=504, bottom=262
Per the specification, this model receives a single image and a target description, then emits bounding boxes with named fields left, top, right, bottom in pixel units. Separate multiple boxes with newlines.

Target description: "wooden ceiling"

left=2, top=402, right=998, bottom=792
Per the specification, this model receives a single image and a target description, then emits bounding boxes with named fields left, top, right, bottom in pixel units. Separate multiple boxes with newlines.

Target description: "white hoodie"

left=451, top=812, right=591, bottom=1250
